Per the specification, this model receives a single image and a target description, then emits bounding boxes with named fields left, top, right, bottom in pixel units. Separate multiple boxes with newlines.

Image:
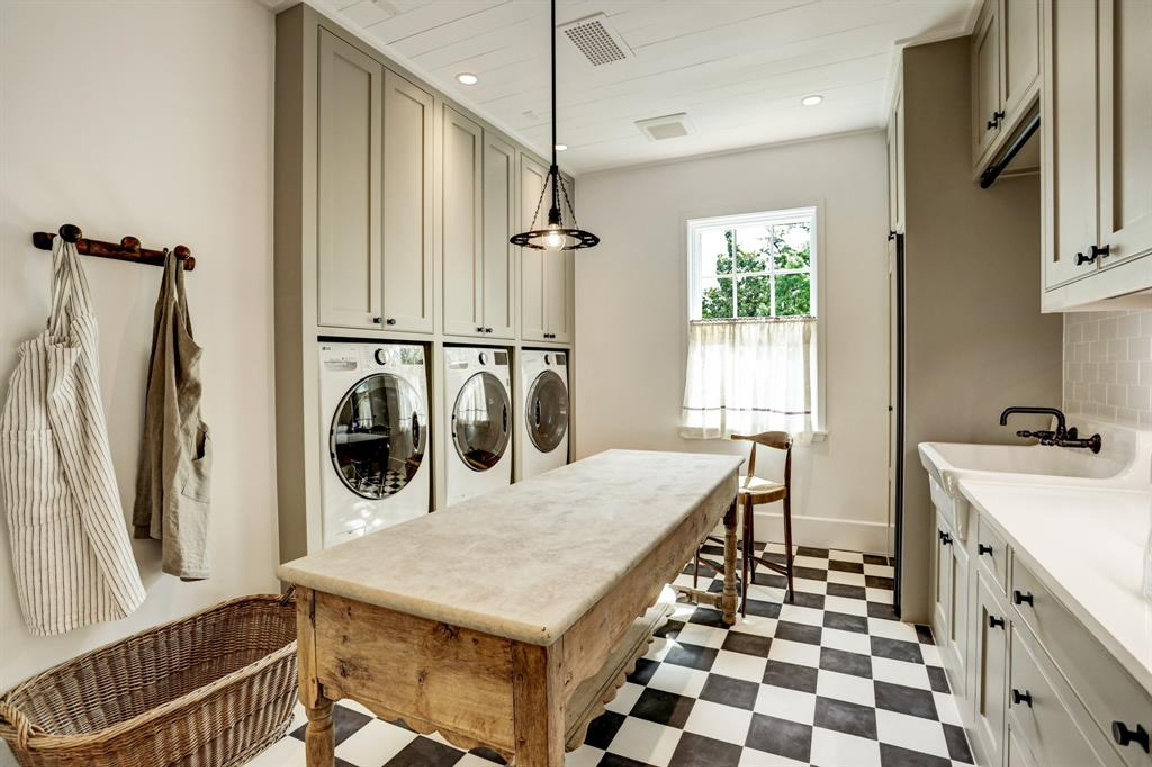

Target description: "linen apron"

left=0, top=237, right=147, bottom=636
left=132, top=252, right=211, bottom=581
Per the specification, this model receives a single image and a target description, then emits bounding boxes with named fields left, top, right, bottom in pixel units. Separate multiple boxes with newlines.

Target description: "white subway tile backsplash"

left=1065, top=310, right=1152, bottom=427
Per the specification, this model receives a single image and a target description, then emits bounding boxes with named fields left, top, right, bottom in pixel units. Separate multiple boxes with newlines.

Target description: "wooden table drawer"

left=1008, top=627, right=1109, bottom=767
left=974, top=511, right=1008, bottom=595
left=1011, top=556, right=1152, bottom=767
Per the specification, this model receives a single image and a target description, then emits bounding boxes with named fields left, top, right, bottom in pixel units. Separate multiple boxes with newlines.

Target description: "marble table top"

left=278, top=449, right=742, bottom=645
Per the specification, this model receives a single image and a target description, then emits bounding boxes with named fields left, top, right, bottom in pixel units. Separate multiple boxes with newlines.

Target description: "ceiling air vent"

left=559, top=13, right=633, bottom=67
left=635, top=113, right=693, bottom=142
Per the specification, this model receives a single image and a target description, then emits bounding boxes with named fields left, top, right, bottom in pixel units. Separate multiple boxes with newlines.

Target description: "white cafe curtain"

left=679, top=318, right=816, bottom=443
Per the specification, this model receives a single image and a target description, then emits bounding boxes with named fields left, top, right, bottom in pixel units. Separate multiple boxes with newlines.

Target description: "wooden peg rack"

left=32, top=223, right=195, bottom=271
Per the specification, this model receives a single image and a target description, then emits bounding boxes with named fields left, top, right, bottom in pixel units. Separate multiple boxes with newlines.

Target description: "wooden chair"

left=693, top=431, right=795, bottom=616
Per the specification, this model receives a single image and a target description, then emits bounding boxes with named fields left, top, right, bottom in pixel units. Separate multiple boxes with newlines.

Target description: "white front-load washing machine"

left=519, top=350, right=569, bottom=478
left=444, top=347, right=512, bottom=505
left=319, top=342, right=430, bottom=548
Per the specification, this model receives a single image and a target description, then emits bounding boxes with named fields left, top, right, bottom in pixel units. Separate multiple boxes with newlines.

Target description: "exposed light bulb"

left=544, top=224, right=564, bottom=250
left=457, top=72, right=479, bottom=86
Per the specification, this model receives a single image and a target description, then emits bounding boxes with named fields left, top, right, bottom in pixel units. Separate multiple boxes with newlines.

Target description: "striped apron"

left=0, top=237, right=146, bottom=636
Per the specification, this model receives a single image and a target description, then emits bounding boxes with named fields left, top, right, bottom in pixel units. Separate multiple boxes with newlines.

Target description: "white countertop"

left=278, top=449, right=741, bottom=645
left=958, top=479, right=1152, bottom=692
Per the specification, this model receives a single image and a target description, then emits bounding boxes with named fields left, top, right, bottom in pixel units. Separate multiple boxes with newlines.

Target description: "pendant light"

left=510, top=0, right=600, bottom=251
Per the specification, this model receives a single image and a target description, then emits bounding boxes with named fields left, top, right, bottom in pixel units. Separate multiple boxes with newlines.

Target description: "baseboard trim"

left=752, top=510, right=893, bottom=557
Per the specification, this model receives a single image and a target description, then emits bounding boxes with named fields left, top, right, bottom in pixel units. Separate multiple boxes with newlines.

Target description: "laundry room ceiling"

left=306, top=0, right=978, bottom=174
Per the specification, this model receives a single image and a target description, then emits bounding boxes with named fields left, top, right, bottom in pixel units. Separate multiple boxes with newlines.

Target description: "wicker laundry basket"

left=0, top=593, right=298, bottom=767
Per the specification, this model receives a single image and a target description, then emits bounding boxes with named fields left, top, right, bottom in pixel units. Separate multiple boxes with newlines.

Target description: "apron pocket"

left=181, top=422, right=212, bottom=504
left=1, top=430, right=69, bottom=526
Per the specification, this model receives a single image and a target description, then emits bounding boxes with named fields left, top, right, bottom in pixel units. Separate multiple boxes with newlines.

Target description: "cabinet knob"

left=1013, top=590, right=1034, bottom=607
left=371, top=317, right=382, bottom=324
left=385, top=318, right=397, bottom=326
left=988, top=615, right=1006, bottom=629
left=986, top=110, right=1006, bottom=130
left=978, top=543, right=993, bottom=556
left=476, top=326, right=485, bottom=333
left=1112, top=722, right=1151, bottom=753
left=1075, top=251, right=1096, bottom=266
left=1011, top=689, right=1033, bottom=708
left=941, top=532, right=953, bottom=546
left=485, top=327, right=493, bottom=333
left=1091, top=244, right=1111, bottom=259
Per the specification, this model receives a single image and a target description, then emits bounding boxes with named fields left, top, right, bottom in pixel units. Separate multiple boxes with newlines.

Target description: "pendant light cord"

left=548, top=0, right=561, bottom=226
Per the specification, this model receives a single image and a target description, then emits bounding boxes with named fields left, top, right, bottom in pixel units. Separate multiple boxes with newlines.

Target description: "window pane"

left=774, top=271, right=811, bottom=316
left=736, top=275, right=773, bottom=318
left=735, top=224, right=771, bottom=272
left=773, top=223, right=811, bottom=269
left=700, top=276, right=733, bottom=319
left=699, top=228, right=731, bottom=275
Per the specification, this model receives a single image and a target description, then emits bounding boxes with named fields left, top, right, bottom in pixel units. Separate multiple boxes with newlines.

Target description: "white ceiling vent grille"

left=559, top=13, right=633, bottom=67
left=635, top=113, right=693, bottom=142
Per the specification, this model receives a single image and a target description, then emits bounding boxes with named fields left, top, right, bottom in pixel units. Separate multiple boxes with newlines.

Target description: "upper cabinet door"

left=317, top=30, right=383, bottom=330
left=1043, top=0, right=1100, bottom=290
left=1097, top=0, right=1152, bottom=268
left=482, top=133, right=517, bottom=339
left=442, top=106, right=484, bottom=337
left=520, top=155, right=548, bottom=342
left=381, top=70, right=434, bottom=333
left=888, top=84, right=905, bottom=235
left=972, top=2, right=1003, bottom=165
left=544, top=176, right=574, bottom=344
left=1001, top=0, right=1042, bottom=125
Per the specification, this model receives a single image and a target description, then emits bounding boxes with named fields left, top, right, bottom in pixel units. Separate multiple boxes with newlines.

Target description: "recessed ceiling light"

left=801, top=94, right=824, bottom=107
left=555, top=144, right=568, bottom=151
left=457, top=72, right=479, bottom=86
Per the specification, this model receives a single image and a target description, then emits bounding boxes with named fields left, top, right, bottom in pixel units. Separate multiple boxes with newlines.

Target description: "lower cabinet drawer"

left=1008, top=626, right=1111, bottom=767
left=1011, top=556, right=1152, bottom=767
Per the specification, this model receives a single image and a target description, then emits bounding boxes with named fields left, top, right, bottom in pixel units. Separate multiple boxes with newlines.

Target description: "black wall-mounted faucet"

left=999, top=406, right=1101, bottom=454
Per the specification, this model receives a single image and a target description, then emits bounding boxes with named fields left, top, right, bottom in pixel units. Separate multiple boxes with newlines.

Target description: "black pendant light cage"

left=509, top=0, right=600, bottom=251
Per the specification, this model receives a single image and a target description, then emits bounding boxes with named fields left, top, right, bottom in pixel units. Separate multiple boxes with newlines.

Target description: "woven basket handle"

left=279, top=586, right=296, bottom=607
left=0, top=698, right=42, bottom=752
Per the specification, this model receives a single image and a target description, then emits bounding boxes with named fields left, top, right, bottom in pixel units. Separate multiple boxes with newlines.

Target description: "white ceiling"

left=306, top=0, right=979, bottom=174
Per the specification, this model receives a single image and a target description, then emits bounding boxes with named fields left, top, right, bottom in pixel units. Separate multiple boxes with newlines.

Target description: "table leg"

left=722, top=498, right=739, bottom=625
left=512, top=643, right=565, bottom=766
left=304, top=701, right=335, bottom=767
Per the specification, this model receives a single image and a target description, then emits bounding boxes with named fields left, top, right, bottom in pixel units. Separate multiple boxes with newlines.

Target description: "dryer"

left=519, top=350, right=569, bottom=478
left=318, top=342, right=429, bottom=548
left=444, top=347, right=512, bottom=505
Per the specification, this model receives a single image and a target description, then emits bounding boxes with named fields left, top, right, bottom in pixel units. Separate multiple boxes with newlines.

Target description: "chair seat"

left=737, top=475, right=786, bottom=503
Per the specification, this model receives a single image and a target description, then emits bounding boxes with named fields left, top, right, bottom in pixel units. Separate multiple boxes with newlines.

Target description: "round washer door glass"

left=331, top=373, right=426, bottom=499
left=453, top=372, right=511, bottom=471
left=526, top=370, right=569, bottom=453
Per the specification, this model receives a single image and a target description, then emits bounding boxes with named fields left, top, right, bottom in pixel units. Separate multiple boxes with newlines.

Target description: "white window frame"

left=683, top=204, right=827, bottom=436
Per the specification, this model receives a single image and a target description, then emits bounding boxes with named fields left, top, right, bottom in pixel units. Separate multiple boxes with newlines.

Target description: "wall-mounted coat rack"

left=32, top=224, right=195, bottom=271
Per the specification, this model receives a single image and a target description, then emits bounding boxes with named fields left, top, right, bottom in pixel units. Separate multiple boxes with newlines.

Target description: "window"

left=681, top=207, right=820, bottom=441
left=689, top=207, right=815, bottom=321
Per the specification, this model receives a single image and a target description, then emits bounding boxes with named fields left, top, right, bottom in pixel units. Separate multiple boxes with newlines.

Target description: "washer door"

left=330, top=373, right=426, bottom=499
left=526, top=370, right=569, bottom=453
left=453, top=372, right=511, bottom=471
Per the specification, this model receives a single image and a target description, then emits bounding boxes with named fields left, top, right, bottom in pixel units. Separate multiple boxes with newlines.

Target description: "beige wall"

left=573, top=132, right=893, bottom=554
left=0, top=0, right=277, bottom=726
left=1065, top=310, right=1152, bottom=426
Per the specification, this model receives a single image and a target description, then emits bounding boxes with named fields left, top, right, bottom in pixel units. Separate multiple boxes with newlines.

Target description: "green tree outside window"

left=700, top=223, right=811, bottom=319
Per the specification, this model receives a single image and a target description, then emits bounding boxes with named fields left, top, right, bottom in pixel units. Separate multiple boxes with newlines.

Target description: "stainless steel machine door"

left=452, top=372, right=511, bottom=471
left=526, top=370, right=569, bottom=453
left=330, top=373, right=426, bottom=498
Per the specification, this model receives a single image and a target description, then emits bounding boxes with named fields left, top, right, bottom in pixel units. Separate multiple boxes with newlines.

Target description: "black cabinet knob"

left=1091, top=244, right=1111, bottom=259
left=1013, top=590, right=1034, bottom=607
left=372, top=317, right=382, bottom=324
left=1112, top=722, right=1151, bottom=753
left=1075, top=251, right=1096, bottom=266
left=987, top=110, right=1006, bottom=130
left=385, top=318, right=397, bottom=325
left=485, top=327, right=493, bottom=333
left=476, top=326, right=484, bottom=333
left=1011, top=689, right=1033, bottom=707
left=941, top=533, right=953, bottom=546
left=978, top=544, right=993, bottom=556
left=988, top=615, right=1006, bottom=629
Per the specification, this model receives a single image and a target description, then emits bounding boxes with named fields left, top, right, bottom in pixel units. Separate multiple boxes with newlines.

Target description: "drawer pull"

left=1075, top=251, right=1096, bottom=266
left=1112, top=722, right=1151, bottom=754
left=988, top=615, right=1006, bottom=629
left=1013, top=590, right=1034, bottom=607
left=978, top=543, right=993, bottom=556
left=385, top=318, right=397, bottom=325
left=1011, top=689, right=1033, bottom=708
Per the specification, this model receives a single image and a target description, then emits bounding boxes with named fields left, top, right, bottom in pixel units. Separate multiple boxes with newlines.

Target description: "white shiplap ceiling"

left=305, top=0, right=978, bottom=174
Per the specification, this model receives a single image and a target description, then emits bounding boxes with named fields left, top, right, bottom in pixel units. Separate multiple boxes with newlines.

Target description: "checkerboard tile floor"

left=246, top=544, right=974, bottom=767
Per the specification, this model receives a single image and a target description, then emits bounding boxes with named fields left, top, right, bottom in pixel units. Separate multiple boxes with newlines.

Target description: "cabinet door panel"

left=933, top=515, right=952, bottom=652
left=1043, top=0, right=1100, bottom=289
left=973, top=3, right=1003, bottom=165
left=382, top=71, right=434, bottom=333
left=974, top=574, right=1009, bottom=766
left=1098, top=0, right=1152, bottom=267
left=545, top=249, right=571, bottom=344
left=442, top=107, right=484, bottom=337
left=947, top=534, right=969, bottom=699
left=520, top=156, right=548, bottom=342
left=1002, top=0, right=1042, bottom=123
left=483, top=134, right=517, bottom=339
left=317, top=30, right=382, bottom=329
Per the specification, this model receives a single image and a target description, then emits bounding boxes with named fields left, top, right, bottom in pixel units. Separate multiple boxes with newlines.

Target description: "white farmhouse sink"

left=918, top=416, right=1151, bottom=538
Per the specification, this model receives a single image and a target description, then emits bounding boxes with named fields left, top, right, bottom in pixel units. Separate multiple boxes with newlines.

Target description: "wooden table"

left=278, top=450, right=742, bottom=766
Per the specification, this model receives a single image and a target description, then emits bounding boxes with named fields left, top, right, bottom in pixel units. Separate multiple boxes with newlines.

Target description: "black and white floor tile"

left=246, top=544, right=974, bottom=767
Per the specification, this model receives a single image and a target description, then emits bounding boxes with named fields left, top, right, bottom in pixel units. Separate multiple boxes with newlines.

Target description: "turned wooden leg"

left=305, top=701, right=335, bottom=767
left=512, top=643, right=565, bottom=766
left=722, top=499, right=739, bottom=625
left=783, top=493, right=795, bottom=603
